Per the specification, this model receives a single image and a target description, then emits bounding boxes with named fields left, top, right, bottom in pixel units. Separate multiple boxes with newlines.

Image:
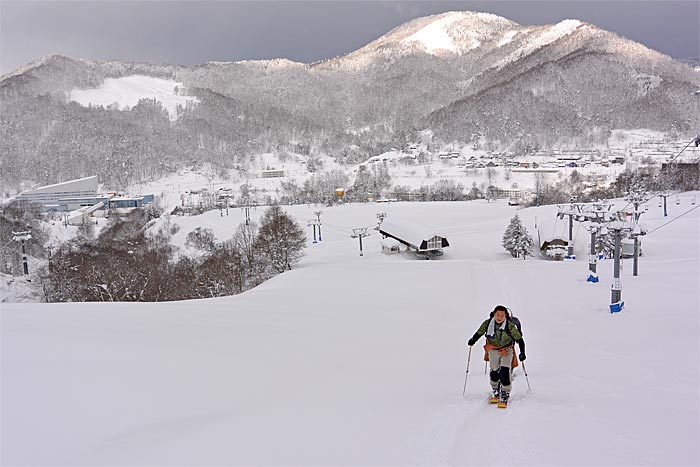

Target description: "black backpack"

left=509, top=315, right=522, bottom=334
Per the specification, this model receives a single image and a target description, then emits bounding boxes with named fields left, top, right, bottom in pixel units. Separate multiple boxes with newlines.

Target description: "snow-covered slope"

left=318, top=11, right=517, bottom=69
left=2, top=198, right=698, bottom=465
left=401, top=11, right=510, bottom=54
left=491, top=19, right=583, bottom=69
left=69, top=75, right=198, bottom=121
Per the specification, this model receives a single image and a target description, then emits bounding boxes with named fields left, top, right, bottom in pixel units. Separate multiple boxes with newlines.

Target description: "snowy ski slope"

left=2, top=198, right=698, bottom=465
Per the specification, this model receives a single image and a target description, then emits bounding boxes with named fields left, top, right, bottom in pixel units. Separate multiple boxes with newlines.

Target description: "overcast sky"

left=1, top=0, right=698, bottom=75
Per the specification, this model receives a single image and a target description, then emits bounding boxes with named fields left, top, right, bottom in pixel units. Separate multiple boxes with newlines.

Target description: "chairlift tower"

left=351, top=228, right=370, bottom=256
left=608, top=220, right=633, bottom=313
left=241, top=204, right=251, bottom=225
left=314, top=211, right=323, bottom=241
left=629, top=224, right=647, bottom=277
left=658, top=193, right=671, bottom=217
left=307, top=219, right=320, bottom=243
left=576, top=202, right=613, bottom=283
left=625, top=188, right=648, bottom=277
left=557, top=198, right=583, bottom=260
left=12, top=230, right=32, bottom=276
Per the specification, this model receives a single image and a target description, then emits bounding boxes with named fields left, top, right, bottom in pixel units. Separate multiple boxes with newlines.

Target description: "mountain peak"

left=395, top=11, right=518, bottom=55
left=314, top=10, right=520, bottom=69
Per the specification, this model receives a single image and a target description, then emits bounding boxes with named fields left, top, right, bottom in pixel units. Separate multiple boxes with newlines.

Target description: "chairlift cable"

left=616, top=135, right=697, bottom=212
left=645, top=204, right=700, bottom=236
left=324, top=222, right=354, bottom=230
left=323, top=225, right=352, bottom=235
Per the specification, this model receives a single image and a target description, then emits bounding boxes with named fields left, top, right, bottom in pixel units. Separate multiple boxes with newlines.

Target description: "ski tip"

left=497, top=402, right=507, bottom=409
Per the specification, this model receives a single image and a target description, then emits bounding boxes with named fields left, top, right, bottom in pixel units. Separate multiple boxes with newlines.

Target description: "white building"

left=261, top=169, right=285, bottom=178
left=14, top=176, right=100, bottom=211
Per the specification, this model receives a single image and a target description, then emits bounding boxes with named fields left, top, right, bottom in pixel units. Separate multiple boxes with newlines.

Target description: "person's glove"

left=467, top=337, right=477, bottom=346
left=519, top=352, right=526, bottom=362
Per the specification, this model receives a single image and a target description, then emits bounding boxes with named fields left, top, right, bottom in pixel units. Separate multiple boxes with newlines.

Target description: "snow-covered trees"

left=302, top=170, right=349, bottom=205
left=502, top=214, right=534, bottom=259
left=185, top=227, right=216, bottom=252
left=349, top=166, right=391, bottom=201
left=43, top=205, right=306, bottom=302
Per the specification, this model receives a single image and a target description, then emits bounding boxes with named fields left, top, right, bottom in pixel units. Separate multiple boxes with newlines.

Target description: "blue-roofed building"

left=109, top=194, right=155, bottom=210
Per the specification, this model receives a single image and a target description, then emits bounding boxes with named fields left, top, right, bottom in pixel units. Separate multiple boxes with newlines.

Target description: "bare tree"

left=233, top=221, right=258, bottom=273
left=254, top=206, right=306, bottom=273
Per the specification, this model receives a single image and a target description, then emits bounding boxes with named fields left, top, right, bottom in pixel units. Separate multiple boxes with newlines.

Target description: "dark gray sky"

left=1, top=0, right=699, bottom=75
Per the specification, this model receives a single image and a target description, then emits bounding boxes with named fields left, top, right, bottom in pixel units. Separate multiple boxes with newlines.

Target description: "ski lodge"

left=539, top=237, right=568, bottom=261
left=378, top=219, right=449, bottom=258
left=12, top=176, right=155, bottom=213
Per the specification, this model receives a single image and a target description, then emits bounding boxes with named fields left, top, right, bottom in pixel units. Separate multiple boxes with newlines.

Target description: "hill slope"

left=2, top=198, right=698, bottom=465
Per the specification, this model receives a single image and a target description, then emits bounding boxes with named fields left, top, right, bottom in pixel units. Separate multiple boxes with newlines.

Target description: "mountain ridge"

left=1, top=11, right=698, bottom=192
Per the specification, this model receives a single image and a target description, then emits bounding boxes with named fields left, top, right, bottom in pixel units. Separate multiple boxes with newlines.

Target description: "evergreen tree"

left=502, top=214, right=534, bottom=259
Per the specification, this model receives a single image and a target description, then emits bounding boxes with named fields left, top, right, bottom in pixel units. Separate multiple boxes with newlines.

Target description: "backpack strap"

left=505, top=319, right=526, bottom=355
left=504, top=319, right=518, bottom=342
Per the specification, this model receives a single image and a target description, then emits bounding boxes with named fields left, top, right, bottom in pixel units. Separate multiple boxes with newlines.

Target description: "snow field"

left=2, top=197, right=699, bottom=465
left=69, top=76, right=198, bottom=122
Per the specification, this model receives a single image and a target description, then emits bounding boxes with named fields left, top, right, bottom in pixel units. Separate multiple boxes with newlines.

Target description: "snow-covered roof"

left=379, top=219, right=448, bottom=250
left=542, top=237, right=568, bottom=243
left=23, top=176, right=98, bottom=194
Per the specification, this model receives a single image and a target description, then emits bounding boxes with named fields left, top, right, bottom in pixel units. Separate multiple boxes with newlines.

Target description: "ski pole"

left=484, top=362, right=487, bottom=375
left=462, top=346, right=472, bottom=397
left=521, top=360, right=532, bottom=391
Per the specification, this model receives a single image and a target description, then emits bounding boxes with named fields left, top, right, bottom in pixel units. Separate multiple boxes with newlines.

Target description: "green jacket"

left=474, top=318, right=523, bottom=348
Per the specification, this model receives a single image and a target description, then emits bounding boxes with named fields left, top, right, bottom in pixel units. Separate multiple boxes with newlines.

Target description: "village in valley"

left=2, top=127, right=698, bottom=304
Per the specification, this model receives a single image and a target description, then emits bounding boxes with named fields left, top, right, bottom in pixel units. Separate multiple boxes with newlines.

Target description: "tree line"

left=41, top=205, right=306, bottom=302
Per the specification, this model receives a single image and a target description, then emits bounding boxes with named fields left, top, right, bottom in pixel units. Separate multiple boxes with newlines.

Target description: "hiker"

left=467, top=305, right=526, bottom=406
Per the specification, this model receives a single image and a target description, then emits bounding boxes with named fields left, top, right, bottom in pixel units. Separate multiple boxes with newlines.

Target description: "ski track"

left=82, top=410, right=233, bottom=463
left=411, top=258, right=531, bottom=465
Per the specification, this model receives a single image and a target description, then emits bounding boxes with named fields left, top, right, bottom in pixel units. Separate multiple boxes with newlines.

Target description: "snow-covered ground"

left=0, top=273, right=35, bottom=303
left=69, top=76, right=198, bottom=122
left=2, top=196, right=698, bottom=465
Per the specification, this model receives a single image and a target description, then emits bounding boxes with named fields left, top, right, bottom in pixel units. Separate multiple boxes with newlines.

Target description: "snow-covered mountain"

left=1, top=11, right=698, bottom=192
